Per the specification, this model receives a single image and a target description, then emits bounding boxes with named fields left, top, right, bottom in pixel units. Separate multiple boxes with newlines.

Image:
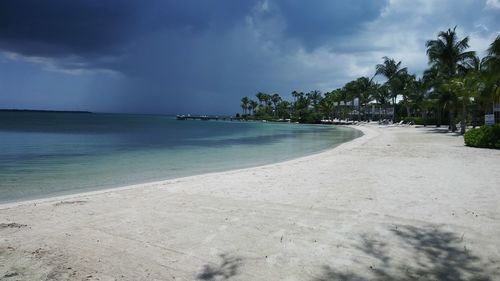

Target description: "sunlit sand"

left=1, top=125, right=499, bottom=280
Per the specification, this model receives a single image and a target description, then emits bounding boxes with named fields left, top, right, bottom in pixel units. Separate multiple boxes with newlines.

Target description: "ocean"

left=0, top=111, right=362, bottom=203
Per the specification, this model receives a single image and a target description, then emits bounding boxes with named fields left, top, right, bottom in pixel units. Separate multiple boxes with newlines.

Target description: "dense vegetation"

left=464, top=124, right=500, bottom=148
left=239, top=27, right=500, bottom=135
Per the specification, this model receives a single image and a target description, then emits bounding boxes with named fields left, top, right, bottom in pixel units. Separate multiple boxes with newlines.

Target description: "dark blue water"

left=0, top=112, right=361, bottom=203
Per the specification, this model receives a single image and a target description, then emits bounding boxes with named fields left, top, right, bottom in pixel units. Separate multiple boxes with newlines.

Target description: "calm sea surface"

left=0, top=112, right=362, bottom=203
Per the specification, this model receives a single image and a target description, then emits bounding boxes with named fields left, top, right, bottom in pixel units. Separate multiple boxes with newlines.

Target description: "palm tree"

left=482, top=36, right=500, bottom=115
left=426, top=27, right=476, bottom=78
left=240, top=97, right=250, bottom=116
left=255, top=92, right=267, bottom=107
left=320, top=92, right=336, bottom=120
left=425, top=26, right=476, bottom=131
left=423, top=65, right=446, bottom=126
left=444, top=74, right=481, bottom=134
left=356, top=77, right=374, bottom=121
left=483, top=35, right=500, bottom=73
left=344, top=80, right=359, bottom=120
left=270, top=93, right=282, bottom=118
left=327, top=88, right=341, bottom=119
left=276, top=100, right=291, bottom=119
left=336, top=88, right=349, bottom=120
left=399, top=72, right=418, bottom=117
left=249, top=100, right=258, bottom=115
left=306, top=90, right=323, bottom=112
left=292, top=91, right=308, bottom=121
left=375, top=57, right=408, bottom=121
left=372, top=83, right=391, bottom=120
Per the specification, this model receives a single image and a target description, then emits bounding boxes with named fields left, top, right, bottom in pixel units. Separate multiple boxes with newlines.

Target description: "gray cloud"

left=0, top=0, right=498, bottom=114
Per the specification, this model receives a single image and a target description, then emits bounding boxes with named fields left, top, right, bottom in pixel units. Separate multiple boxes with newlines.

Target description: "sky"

left=0, top=0, right=499, bottom=114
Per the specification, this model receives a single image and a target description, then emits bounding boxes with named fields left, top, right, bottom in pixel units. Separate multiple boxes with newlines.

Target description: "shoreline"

left=2, top=124, right=499, bottom=280
left=0, top=125, right=369, bottom=210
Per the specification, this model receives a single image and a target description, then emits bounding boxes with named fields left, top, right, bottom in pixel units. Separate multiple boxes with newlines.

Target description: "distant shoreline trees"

left=238, top=27, right=500, bottom=134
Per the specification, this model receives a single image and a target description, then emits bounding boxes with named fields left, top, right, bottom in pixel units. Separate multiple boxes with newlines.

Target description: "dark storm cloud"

left=1, top=1, right=498, bottom=114
left=0, top=0, right=141, bottom=56
left=0, top=1, right=386, bottom=61
left=0, top=0, right=257, bottom=60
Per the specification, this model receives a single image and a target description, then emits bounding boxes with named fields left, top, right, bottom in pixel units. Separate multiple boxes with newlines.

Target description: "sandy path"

left=1, top=125, right=499, bottom=280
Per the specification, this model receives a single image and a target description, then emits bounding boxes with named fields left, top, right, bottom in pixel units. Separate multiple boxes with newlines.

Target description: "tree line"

left=239, top=27, right=500, bottom=134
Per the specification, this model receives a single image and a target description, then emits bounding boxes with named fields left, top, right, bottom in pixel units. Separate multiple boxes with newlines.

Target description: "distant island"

left=0, top=109, right=92, bottom=114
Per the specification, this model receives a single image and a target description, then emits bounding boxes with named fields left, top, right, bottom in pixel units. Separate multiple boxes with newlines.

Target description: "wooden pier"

left=176, top=115, right=240, bottom=121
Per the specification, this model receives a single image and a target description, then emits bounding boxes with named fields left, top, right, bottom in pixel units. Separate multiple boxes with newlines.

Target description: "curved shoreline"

left=0, top=125, right=370, bottom=209
left=2, top=125, right=500, bottom=280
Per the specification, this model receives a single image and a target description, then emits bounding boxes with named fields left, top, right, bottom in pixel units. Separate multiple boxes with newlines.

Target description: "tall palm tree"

left=249, top=100, right=258, bottom=115
left=482, top=36, right=500, bottom=114
left=375, top=57, right=408, bottom=121
left=292, top=91, right=308, bottom=121
left=483, top=35, right=500, bottom=73
left=425, top=26, right=476, bottom=131
left=276, top=100, right=291, bottom=119
left=444, top=74, right=481, bottom=134
left=240, top=97, right=250, bottom=116
left=270, top=93, right=282, bottom=118
left=306, top=90, right=323, bottom=112
left=328, top=88, right=343, bottom=119
left=344, top=80, right=359, bottom=120
left=355, top=77, right=374, bottom=121
left=372, top=83, right=391, bottom=120
left=423, top=65, right=446, bottom=126
left=426, top=27, right=476, bottom=78
left=336, top=88, right=349, bottom=120
left=320, top=92, right=336, bottom=120
left=399, top=72, right=418, bottom=117
left=255, top=92, right=267, bottom=107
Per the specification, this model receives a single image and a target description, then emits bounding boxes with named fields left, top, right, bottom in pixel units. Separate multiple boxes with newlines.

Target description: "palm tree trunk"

left=436, top=106, right=442, bottom=127
left=449, top=110, right=456, bottom=132
left=392, top=97, right=397, bottom=122
left=461, top=101, right=466, bottom=135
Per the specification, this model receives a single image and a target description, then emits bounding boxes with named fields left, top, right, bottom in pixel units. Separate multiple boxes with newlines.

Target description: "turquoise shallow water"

left=0, top=112, right=362, bottom=203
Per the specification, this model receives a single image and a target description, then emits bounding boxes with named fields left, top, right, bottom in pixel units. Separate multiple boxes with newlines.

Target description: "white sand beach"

left=1, top=125, right=499, bottom=281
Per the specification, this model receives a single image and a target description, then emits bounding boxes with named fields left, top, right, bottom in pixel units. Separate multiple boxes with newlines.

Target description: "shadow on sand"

left=197, top=254, right=243, bottom=281
left=420, top=127, right=463, bottom=137
left=314, top=225, right=497, bottom=281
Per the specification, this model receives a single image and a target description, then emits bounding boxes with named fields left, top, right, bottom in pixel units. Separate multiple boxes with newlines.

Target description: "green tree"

left=444, top=74, right=482, bottom=134
left=422, top=65, right=447, bottom=126
left=240, top=97, right=250, bottom=116
left=255, top=92, right=267, bottom=107
left=426, top=27, right=476, bottom=77
left=270, top=93, right=282, bottom=118
left=355, top=77, right=374, bottom=121
left=292, top=91, right=309, bottom=122
left=344, top=80, right=359, bottom=120
left=481, top=36, right=500, bottom=114
left=306, top=90, right=323, bottom=112
left=276, top=100, right=291, bottom=119
left=248, top=100, right=258, bottom=115
left=375, top=57, right=408, bottom=121
left=336, top=88, right=349, bottom=120
left=372, top=83, right=391, bottom=120
left=319, top=91, right=335, bottom=120
left=399, top=72, right=419, bottom=117
left=425, top=26, right=476, bottom=131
